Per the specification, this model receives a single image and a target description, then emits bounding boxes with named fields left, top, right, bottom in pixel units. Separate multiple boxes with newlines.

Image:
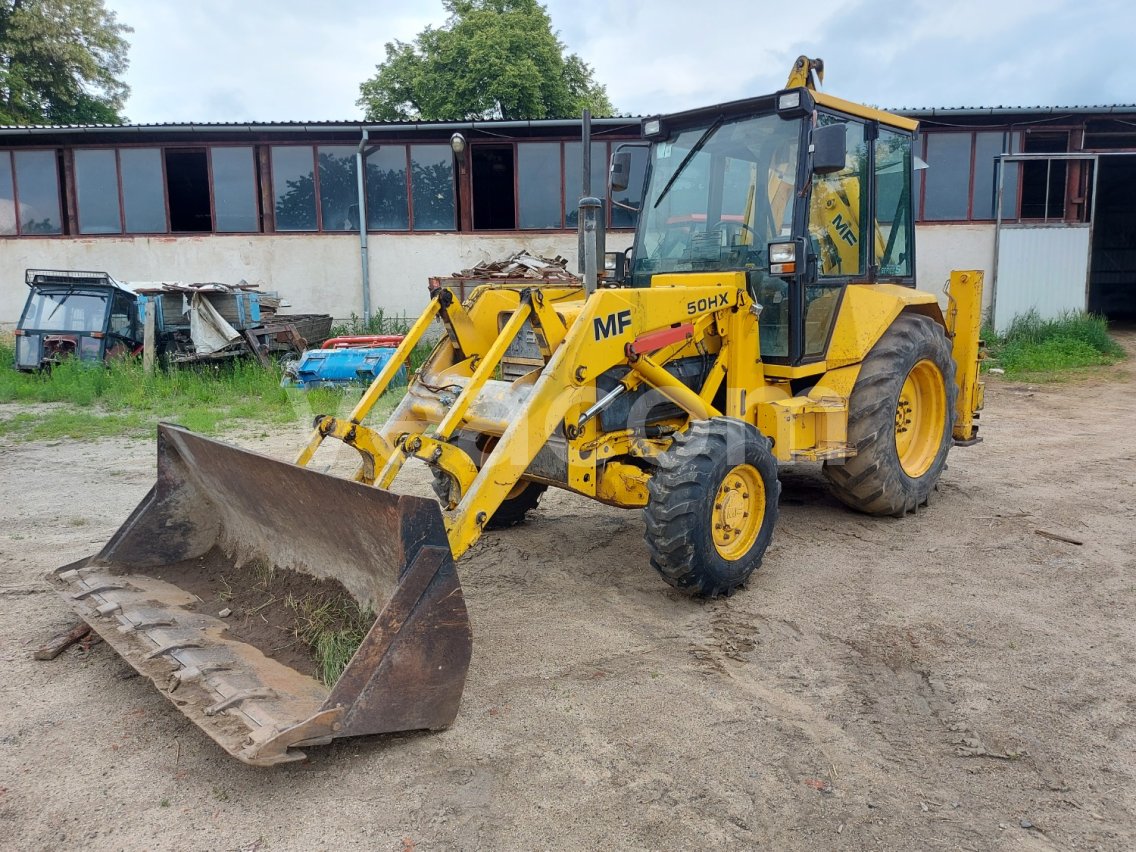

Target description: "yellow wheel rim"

left=894, top=359, right=947, bottom=478
left=712, top=464, right=766, bottom=561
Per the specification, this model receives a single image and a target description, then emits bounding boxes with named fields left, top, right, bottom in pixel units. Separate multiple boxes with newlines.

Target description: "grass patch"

left=286, top=592, right=375, bottom=686
left=983, top=311, right=1125, bottom=380
left=0, top=340, right=409, bottom=441
left=0, top=409, right=147, bottom=440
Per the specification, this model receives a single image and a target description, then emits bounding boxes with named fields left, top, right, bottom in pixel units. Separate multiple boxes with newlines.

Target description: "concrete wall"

left=0, top=232, right=637, bottom=328
left=915, top=223, right=997, bottom=313
left=2, top=225, right=994, bottom=327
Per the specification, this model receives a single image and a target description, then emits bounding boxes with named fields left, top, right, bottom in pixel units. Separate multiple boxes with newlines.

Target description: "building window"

left=165, top=149, right=212, bottom=232
left=318, top=146, right=358, bottom=232
left=121, top=148, right=168, bottom=233
left=917, top=129, right=1024, bottom=222
left=75, top=149, right=122, bottom=234
left=517, top=143, right=562, bottom=229
left=9, top=149, right=63, bottom=235
left=410, top=144, right=456, bottom=230
left=471, top=145, right=515, bottom=229
left=271, top=146, right=318, bottom=231
left=563, top=141, right=606, bottom=227
left=922, top=133, right=971, bottom=221
left=365, top=146, right=408, bottom=230
left=211, top=147, right=259, bottom=232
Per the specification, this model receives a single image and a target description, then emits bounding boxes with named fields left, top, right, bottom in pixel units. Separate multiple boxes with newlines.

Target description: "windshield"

left=21, top=289, right=111, bottom=332
left=632, top=113, right=802, bottom=285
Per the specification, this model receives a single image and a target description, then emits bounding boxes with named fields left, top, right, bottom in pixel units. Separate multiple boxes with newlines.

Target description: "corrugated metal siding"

left=994, top=225, right=1091, bottom=331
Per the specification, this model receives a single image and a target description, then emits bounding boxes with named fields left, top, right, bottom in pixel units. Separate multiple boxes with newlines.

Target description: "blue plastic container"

left=293, top=347, right=407, bottom=389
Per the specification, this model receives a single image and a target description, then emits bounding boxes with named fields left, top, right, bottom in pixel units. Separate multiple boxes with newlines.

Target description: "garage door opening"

left=1089, top=155, right=1136, bottom=321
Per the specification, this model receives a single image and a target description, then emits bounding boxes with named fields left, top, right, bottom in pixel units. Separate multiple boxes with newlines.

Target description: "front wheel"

left=644, top=418, right=780, bottom=597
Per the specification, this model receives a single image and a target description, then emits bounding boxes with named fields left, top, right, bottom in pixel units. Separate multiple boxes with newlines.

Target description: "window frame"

left=0, top=131, right=643, bottom=239
left=0, top=148, right=65, bottom=237
left=912, top=127, right=1084, bottom=223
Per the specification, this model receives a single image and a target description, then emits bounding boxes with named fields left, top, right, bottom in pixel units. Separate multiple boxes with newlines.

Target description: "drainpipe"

left=356, top=129, right=371, bottom=321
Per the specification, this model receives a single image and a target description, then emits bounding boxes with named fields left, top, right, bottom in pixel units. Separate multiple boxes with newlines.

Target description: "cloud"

left=106, top=0, right=1136, bottom=123
left=108, top=0, right=442, bottom=122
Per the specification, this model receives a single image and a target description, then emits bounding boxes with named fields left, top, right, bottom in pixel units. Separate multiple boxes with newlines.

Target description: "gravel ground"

left=1, top=342, right=1134, bottom=851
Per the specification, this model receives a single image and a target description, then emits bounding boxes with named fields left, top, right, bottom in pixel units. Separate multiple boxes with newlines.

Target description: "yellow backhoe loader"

left=52, top=57, right=984, bottom=765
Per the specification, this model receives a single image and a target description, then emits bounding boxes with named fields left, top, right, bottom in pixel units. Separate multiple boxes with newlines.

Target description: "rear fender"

left=825, top=283, right=944, bottom=369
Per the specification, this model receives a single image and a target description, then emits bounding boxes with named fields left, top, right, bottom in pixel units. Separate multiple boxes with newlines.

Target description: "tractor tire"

left=430, top=432, right=547, bottom=529
left=823, top=313, right=957, bottom=516
left=644, top=418, right=780, bottom=597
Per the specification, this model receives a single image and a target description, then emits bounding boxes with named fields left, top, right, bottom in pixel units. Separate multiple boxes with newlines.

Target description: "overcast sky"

left=106, top=0, right=1135, bottom=124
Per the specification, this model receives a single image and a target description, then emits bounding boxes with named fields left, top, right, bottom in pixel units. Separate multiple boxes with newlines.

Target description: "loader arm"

left=302, top=280, right=758, bottom=561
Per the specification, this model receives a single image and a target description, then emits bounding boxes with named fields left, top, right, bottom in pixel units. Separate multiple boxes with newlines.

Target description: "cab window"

left=874, top=129, right=914, bottom=278
left=109, top=291, right=135, bottom=338
left=807, top=116, right=868, bottom=278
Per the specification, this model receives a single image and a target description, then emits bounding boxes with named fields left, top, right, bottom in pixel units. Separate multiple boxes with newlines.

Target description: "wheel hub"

left=894, top=359, right=947, bottom=478
left=712, top=464, right=766, bottom=560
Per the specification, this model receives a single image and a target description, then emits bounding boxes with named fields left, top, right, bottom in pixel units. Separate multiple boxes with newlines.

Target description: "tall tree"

left=358, top=0, right=612, bottom=122
left=0, top=0, right=131, bottom=124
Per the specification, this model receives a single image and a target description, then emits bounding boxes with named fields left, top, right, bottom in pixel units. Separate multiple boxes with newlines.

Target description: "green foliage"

left=0, top=408, right=145, bottom=439
left=0, top=342, right=297, bottom=438
left=0, top=0, right=132, bottom=124
left=358, top=0, right=613, bottom=121
left=983, top=311, right=1125, bottom=379
left=330, top=309, right=435, bottom=374
left=330, top=308, right=411, bottom=337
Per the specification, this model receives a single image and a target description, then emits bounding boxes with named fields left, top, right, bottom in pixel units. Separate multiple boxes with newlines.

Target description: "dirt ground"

left=1, top=346, right=1135, bottom=852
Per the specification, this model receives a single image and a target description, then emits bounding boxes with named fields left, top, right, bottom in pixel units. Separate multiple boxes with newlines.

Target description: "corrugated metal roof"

left=0, top=104, right=1132, bottom=134
left=0, top=116, right=641, bottom=133
left=894, top=105, right=1136, bottom=117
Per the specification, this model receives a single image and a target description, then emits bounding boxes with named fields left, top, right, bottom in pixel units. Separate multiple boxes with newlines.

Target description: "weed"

left=159, top=799, right=170, bottom=808
left=286, top=593, right=374, bottom=686
left=212, top=786, right=229, bottom=802
left=983, top=311, right=1124, bottom=380
left=330, top=308, right=412, bottom=338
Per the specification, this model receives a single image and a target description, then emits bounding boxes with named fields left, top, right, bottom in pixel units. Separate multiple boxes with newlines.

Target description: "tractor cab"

left=14, top=269, right=141, bottom=371
left=611, top=73, right=919, bottom=367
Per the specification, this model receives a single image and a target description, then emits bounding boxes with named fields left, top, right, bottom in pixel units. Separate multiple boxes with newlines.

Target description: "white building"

left=2, top=105, right=1133, bottom=330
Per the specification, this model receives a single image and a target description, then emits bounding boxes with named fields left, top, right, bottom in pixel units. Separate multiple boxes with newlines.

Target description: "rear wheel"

left=823, top=313, right=957, bottom=516
left=644, top=418, right=780, bottom=597
left=430, top=432, right=546, bottom=528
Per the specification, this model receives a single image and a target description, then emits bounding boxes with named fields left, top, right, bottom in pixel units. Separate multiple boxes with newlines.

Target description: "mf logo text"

left=832, top=213, right=857, bottom=246
left=593, top=309, right=633, bottom=340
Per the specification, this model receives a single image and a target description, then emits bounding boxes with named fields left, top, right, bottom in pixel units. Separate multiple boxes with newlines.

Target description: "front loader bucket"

left=50, top=424, right=471, bottom=766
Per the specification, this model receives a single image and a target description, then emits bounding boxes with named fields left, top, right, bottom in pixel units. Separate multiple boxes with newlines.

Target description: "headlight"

left=778, top=92, right=801, bottom=112
left=769, top=242, right=797, bottom=275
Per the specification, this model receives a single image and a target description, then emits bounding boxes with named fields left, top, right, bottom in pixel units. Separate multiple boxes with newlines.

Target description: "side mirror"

left=811, top=123, right=847, bottom=174
left=610, top=151, right=632, bottom=192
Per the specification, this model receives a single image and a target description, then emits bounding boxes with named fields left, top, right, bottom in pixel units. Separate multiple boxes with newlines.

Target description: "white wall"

left=915, top=223, right=997, bottom=313
left=0, top=232, right=637, bottom=328
left=2, top=224, right=996, bottom=327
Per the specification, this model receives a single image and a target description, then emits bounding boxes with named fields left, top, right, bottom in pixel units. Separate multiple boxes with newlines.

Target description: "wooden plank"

left=34, top=622, right=92, bottom=661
